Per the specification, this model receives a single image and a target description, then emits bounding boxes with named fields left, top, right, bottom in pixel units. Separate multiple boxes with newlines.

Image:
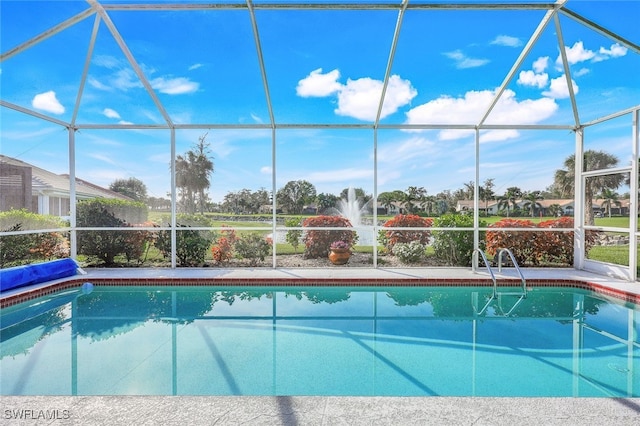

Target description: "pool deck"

left=2, top=267, right=640, bottom=425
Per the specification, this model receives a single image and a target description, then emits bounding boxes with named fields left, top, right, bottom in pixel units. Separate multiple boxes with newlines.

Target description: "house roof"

left=0, top=155, right=132, bottom=201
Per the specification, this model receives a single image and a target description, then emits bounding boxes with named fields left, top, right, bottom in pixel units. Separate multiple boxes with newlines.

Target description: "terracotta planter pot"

left=329, top=248, right=351, bottom=265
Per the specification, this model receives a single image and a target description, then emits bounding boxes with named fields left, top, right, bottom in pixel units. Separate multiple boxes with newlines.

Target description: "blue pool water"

left=1, top=285, right=639, bottom=397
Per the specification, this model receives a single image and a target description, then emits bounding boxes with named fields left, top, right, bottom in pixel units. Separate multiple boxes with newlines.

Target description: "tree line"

left=107, top=135, right=635, bottom=226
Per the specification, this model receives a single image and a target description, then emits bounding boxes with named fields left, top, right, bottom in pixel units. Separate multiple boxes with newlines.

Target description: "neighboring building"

left=0, top=155, right=132, bottom=218
left=456, top=197, right=630, bottom=217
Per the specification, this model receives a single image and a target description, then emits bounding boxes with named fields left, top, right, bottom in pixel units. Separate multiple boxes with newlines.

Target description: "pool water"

left=1, top=285, right=639, bottom=397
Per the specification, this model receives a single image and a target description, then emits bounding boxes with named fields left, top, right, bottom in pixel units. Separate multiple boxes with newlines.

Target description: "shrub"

left=0, top=209, right=69, bottom=267
left=234, top=233, right=272, bottom=266
left=77, top=199, right=151, bottom=265
left=285, top=217, right=303, bottom=253
left=378, top=214, right=432, bottom=252
left=302, top=215, right=357, bottom=259
left=432, top=213, right=485, bottom=266
left=485, top=219, right=537, bottom=265
left=391, top=241, right=426, bottom=264
left=485, top=217, right=592, bottom=266
left=210, top=226, right=237, bottom=264
left=156, top=223, right=212, bottom=267
left=79, top=198, right=147, bottom=226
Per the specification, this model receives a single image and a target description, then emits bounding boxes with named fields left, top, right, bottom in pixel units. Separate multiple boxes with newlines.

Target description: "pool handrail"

left=497, top=248, right=527, bottom=298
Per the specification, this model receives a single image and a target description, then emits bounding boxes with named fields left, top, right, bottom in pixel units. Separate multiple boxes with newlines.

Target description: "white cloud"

left=335, top=75, right=416, bottom=121
left=378, top=136, right=436, bottom=164
left=260, top=166, right=272, bottom=174
left=112, top=68, right=143, bottom=91
left=405, top=89, right=558, bottom=140
left=93, top=55, right=121, bottom=69
left=406, top=90, right=492, bottom=125
left=532, top=56, right=549, bottom=73
left=444, top=49, right=490, bottom=69
left=595, top=43, right=628, bottom=61
left=573, top=68, right=590, bottom=77
left=491, top=35, right=522, bottom=47
left=88, top=153, right=118, bottom=166
left=188, top=63, right=203, bottom=71
left=296, top=69, right=416, bottom=121
left=542, top=75, right=579, bottom=99
left=250, top=113, right=264, bottom=124
left=517, top=70, right=548, bottom=89
left=32, top=91, right=65, bottom=115
left=557, top=41, right=596, bottom=66
left=88, top=76, right=111, bottom=91
left=118, top=120, right=133, bottom=125
left=296, top=68, right=342, bottom=97
left=150, top=77, right=199, bottom=95
left=487, top=90, right=558, bottom=124
left=103, top=108, right=121, bottom=119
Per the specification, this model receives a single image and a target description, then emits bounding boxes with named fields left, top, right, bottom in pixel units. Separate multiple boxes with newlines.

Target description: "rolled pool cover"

left=0, top=258, right=80, bottom=293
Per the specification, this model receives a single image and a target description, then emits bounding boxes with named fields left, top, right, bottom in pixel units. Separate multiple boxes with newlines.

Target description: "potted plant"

left=328, top=240, right=351, bottom=265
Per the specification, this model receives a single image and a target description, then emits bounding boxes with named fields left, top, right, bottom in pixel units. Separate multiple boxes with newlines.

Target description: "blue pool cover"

left=0, top=258, right=79, bottom=293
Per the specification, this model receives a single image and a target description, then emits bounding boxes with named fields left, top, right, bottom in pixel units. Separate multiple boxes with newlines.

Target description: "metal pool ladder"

left=473, top=248, right=527, bottom=315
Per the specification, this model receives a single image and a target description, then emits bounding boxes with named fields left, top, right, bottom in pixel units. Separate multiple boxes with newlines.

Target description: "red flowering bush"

left=378, top=214, right=433, bottom=252
left=211, top=226, right=237, bottom=264
left=486, top=217, right=593, bottom=266
left=485, top=219, right=537, bottom=265
left=302, top=216, right=357, bottom=259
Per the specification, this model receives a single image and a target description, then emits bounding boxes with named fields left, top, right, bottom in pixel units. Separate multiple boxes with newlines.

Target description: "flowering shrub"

left=234, top=233, right=272, bottom=266
left=486, top=217, right=593, bottom=266
left=485, top=219, right=538, bottom=265
left=302, top=215, right=357, bottom=259
left=330, top=240, right=350, bottom=250
left=210, top=226, right=237, bottom=264
left=391, top=241, right=426, bottom=264
left=378, top=214, right=432, bottom=252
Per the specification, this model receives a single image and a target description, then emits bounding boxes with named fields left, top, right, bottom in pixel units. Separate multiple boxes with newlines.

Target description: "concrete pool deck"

left=1, top=395, right=640, bottom=425
left=2, top=267, right=639, bottom=425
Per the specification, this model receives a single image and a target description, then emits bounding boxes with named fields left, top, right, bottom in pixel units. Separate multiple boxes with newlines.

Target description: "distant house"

left=0, top=155, right=132, bottom=218
left=456, top=197, right=630, bottom=217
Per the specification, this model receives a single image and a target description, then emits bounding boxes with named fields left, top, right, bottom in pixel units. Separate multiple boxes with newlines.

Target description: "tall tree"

left=402, top=186, right=427, bottom=213
left=276, top=180, right=316, bottom=214
left=377, top=191, right=398, bottom=214
left=553, top=150, right=622, bottom=225
left=109, top=177, right=148, bottom=202
left=176, top=133, right=214, bottom=214
left=497, top=187, right=522, bottom=217
left=479, top=178, right=495, bottom=215
left=522, top=191, right=543, bottom=218
left=316, top=193, right=339, bottom=212
left=599, top=188, right=621, bottom=218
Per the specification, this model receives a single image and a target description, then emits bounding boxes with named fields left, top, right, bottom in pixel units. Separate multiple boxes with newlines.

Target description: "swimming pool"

left=1, top=284, right=638, bottom=397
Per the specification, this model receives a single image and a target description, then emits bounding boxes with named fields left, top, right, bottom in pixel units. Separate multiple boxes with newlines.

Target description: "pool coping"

left=2, top=266, right=639, bottom=308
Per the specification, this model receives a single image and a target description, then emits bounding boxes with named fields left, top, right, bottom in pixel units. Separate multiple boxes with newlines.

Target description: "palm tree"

left=548, top=203, right=563, bottom=217
left=403, top=186, right=427, bottom=214
left=599, top=188, right=621, bottom=218
left=377, top=192, right=397, bottom=215
left=522, top=191, right=543, bottom=218
left=479, top=178, right=495, bottom=215
left=497, top=187, right=522, bottom=217
left=553, top=150, right=623, bottom=225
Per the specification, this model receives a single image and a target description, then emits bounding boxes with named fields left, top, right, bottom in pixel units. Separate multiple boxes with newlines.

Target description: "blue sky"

left=1, top=0, right=638, bottom=202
